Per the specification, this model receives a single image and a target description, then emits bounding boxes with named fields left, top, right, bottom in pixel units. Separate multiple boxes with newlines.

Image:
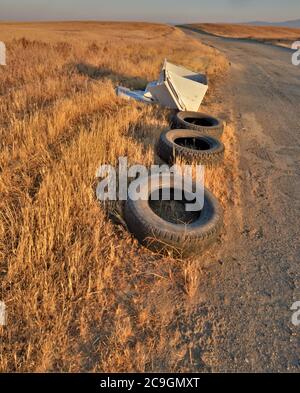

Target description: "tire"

left=157, top=129, right=224, bottom=166
left=124, top=174, right=223, bottom=257
left=174, top=111, right=224, bottom=139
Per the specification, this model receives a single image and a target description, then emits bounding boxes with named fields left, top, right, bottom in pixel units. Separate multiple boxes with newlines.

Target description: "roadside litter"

left=116, top=60, right=208, bottom=111
left=116, top=60, right=225, bottom=256
left=156, top=128, right=224, bottom=166
left=122, top=109, right=225, bottom=257
left=173, top=111, right=224, bottom=139
left=124, top=174, right=223, bottom=257
left=115, top=86, right=154, bottom=104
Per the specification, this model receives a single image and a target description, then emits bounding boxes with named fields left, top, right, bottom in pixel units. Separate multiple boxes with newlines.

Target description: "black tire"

left=157, top=129, right=224, bottom=166
left=124, top=174, right=223, bottom=256
left=174, top=111, right=224, bottom=139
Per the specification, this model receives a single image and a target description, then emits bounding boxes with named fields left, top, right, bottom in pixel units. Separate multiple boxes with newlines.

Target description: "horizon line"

left=0, top=17, right=299, bottom=25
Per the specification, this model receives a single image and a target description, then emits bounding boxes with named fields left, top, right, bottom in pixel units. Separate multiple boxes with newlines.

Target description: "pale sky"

left=0, top=0, right=299, bottom=23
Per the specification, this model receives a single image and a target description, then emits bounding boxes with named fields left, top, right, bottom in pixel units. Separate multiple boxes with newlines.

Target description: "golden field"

left=186, top=23, right=300, bottom=47
left=0, top=22, right=233, bottom=371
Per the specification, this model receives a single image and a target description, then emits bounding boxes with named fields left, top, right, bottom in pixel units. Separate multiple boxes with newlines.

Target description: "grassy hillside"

left=185, top=23, right=300, bottom=47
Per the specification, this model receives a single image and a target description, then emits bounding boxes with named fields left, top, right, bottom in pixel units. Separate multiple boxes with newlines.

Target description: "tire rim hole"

left=149, top=188, right=201, bottom=224
left=185, top=117, right=218, bottom=127
left=174, top=137, right=211, bottom=151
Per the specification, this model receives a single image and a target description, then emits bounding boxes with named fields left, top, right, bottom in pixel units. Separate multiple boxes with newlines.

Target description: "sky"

left=0, top=0, right=300, bottom=24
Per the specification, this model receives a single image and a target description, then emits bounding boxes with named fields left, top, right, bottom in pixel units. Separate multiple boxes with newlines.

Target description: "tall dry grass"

left=0, top=22, right=230, bottom=372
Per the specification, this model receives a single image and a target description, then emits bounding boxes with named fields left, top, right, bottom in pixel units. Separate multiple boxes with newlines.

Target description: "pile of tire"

left=124, top=111, right=225, bottom=257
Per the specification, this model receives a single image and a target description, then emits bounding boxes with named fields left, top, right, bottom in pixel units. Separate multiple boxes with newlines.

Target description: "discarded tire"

left=174, top=111, right=224, bottom=139
left=157, top=129, right=224, bottom=166
left=124, top=174, right=223, bottom=256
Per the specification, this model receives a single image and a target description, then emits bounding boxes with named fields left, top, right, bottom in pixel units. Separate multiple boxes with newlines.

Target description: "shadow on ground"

left=76, top=62, right=148, bottom=90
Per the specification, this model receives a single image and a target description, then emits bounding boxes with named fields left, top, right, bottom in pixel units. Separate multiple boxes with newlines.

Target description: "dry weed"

left=0, top=22, right=229, bottom=372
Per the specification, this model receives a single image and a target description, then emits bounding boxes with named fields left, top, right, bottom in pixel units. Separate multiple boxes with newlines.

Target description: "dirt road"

left=182, top=28, right=300, bottom=372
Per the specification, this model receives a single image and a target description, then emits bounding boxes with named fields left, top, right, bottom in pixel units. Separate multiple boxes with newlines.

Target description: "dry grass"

left=187, top=23, right=300, bottom=47
left=0, top=22, right=230, bottom=372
